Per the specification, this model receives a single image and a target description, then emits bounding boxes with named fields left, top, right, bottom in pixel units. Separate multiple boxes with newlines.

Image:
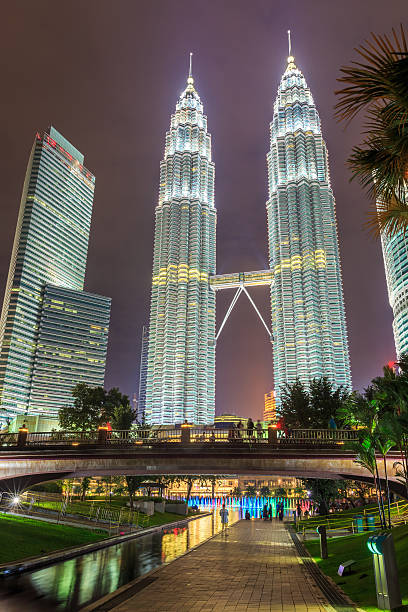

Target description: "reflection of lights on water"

left=27, top=508, right=241, bottom=609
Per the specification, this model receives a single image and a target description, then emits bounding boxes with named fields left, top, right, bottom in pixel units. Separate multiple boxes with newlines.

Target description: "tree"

left=104, top=388, right=131, bottom=424
left=58, top=383, right=106, bottom=431
left=95, top=481, right=104, bottom=495
left=175, top=476, right=210, bottom=503
left=309, top=377, right=349, bottom=428
left=335, top=27, right=408, bottom=237
left=259, top=485, right=270, bottom=497
left=294, top=485, right=306, bottom=498
left=339, top=385, right=393, bottom=528
left=303, top=479, right=342, bottom=516
left=279, top=379, right=311, bottom=429
left=245, top=485, right=257, bottom=497
left=125, top=476, right=145, bottom=509
left=274, top=487, right=287, bottom=498
left=280, top=377, right=348, bottom=429
left=80, top=477, right=91, bottom=501
left=232, top=486, right=242, bottom=497
left=110, top=401, right=137, bottom=431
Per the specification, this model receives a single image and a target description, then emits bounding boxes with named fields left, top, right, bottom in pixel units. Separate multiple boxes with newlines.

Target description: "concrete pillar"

left=17, top=425, right=28, bottom=448
left=98, top=426, right=108, bottom=445
left=181, top=422, right=191, bottom=445
left=268, top=425, right=278, bottom=444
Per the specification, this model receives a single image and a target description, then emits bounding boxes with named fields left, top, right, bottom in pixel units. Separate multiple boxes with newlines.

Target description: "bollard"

left=268, top=425, right=278, bottom=444
left=367, top=532, right=401, bottom=610
left=97, top=425, right=108, bottom=445
left=317, top=525, right=328, bottom=559
left=353, top=514, right=364, bottom=533
left=366, top=514, right=376, bottom=532
left=17, top=424, right=28, bottom=448
left=181, top=421, right=191, bottom=445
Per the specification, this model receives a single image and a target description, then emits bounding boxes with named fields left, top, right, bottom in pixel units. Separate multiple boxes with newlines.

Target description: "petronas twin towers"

left=145, top=46, right=351, bottom=425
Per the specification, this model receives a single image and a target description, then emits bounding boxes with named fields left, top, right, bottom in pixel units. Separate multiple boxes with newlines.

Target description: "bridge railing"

left=0, top=432, right=18, bottom=447
left=107, top=429, right=181, bottom=444
left=283, top=429, right=359, bottom=443
left=0, top=427, right=360, bottom=448
left=26, top=431, right=99, bottom=445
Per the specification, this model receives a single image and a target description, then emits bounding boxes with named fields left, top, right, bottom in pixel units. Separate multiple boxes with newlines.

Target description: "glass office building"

left=29, top=285, right=111, bottom=415
left=266, top=54, right=351, bottom=406
left=137, top=324, right=149, bottom=423
left=0, top=127, right=110, bottom=422
left=145, top=64, right=217, bottom=424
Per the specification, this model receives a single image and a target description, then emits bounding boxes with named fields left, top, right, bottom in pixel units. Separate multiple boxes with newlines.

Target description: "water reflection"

left=9, top=509, right=238, bottom=611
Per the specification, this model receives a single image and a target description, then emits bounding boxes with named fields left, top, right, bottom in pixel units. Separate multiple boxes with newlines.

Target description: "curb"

left=289, top=527, right=364, bottom=612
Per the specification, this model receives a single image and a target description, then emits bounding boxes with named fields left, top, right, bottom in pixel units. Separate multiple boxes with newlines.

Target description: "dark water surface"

left=10, top=509, right=239, bottom=611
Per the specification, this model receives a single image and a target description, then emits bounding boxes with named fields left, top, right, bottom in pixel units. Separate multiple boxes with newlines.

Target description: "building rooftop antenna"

left=187, top=52, right=194, bottom=85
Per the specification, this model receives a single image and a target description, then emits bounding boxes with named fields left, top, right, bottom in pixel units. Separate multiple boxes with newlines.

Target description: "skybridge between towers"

left=209, top=269, right=274, bottom=344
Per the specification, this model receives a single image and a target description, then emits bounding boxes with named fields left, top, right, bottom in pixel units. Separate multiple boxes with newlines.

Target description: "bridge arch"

left=0, top=447, right=406, bottom=498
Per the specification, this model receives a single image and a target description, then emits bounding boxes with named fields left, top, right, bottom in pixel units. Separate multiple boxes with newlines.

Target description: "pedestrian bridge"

left=0, top=427, right=405, bottom=497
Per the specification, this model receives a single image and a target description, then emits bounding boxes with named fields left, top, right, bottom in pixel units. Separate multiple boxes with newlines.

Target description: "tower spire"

left=286, top=30, right=296, bottom=71
left=187, top=52, right=194, bottom=86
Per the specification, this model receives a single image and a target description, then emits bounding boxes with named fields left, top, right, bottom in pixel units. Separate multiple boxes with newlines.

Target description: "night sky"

left=0, top=2, right=406, bottom=419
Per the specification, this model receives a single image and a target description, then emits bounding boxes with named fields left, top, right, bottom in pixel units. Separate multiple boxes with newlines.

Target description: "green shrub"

left=31, top=481, right=62, bottom=493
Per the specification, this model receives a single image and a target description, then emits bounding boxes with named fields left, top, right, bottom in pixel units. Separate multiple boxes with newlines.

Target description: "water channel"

left=8, top=508, right=241, bottom=611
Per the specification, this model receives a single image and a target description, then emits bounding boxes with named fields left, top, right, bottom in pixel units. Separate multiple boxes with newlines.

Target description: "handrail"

left=0, top=427, right=370, bottom=448
left=295, top=500, right=408, bottom=533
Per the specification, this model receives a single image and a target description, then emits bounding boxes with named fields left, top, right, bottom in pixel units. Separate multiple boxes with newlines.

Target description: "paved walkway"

left=112, top=520, right=336, bottom=611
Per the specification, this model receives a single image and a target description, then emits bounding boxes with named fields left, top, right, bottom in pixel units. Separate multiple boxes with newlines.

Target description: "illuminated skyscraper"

left=266, top=41, right=351, bottom=405
left=137, top=324, right=149, bottom=423
left=29, top=285, right=110, bottom=416
left=379, top=222, right=408, bottom=357
left=0, top=127, right=110, bottom=422
left=263, top=390, right=276, bottom=422
left=145, top=57, right=216, bottom=424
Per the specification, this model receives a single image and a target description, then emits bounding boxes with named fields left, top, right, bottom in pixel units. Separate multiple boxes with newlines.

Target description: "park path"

left=111, top=519, right=338, bottom=611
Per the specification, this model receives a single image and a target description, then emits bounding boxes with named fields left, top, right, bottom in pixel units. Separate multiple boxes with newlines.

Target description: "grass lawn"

left=304, top=524, right=408, bottom=611
left=0, top=513, right=106, bottom=564
left=147, top=510, right=199, bottom=527
left=23, top=496, right=197, bottom=529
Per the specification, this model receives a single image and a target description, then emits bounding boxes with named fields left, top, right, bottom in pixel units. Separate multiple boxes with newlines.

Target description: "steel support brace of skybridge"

left=209, top=270, right=274, bottom=345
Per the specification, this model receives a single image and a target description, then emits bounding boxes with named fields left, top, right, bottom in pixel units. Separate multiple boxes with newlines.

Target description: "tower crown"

left=180, top=52, right=201, bottom=107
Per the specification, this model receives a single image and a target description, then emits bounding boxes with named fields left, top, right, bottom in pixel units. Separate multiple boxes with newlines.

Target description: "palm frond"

left=367, top=198, right=408, bottom=237
left=335, top=25, right=408, bottom=123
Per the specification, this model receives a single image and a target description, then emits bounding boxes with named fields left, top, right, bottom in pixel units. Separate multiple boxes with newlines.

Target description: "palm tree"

left=349, top=438, right=386, bottom=528
left=80, top=477, right=91, bottom=502
left=335, top=26, right=408, bottom=236
left=374, top=428, right=395, bottom=528
left=339, top=390, right=388, bottom=527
